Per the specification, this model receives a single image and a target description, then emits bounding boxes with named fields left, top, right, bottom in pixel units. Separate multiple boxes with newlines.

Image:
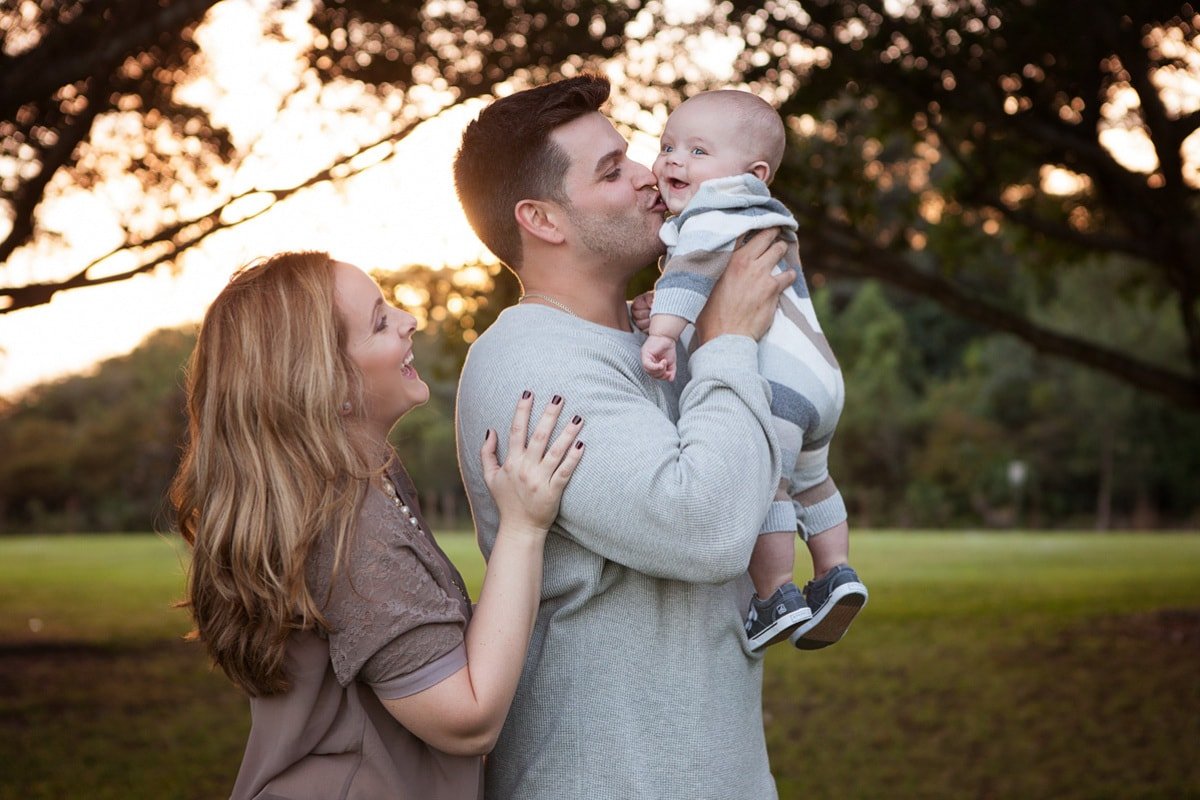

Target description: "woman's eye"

left=375, top=314, right=389, bottom=332
left=605, top=168, right=622, bottom=181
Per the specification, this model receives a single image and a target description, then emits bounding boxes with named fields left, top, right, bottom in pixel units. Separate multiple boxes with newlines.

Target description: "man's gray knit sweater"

left=455, top=304, right=783, bottom=800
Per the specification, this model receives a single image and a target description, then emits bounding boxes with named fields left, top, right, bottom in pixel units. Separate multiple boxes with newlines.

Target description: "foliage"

left=0, top=262, right=519, bottom=533
left=3, top=1, right=1199, bottom=409
left=819, top=265, right=1200, bottom=529
left=0, top=0, right=629, bottom=310
left=0, top=327, right=192, bottom=532
left=373, top=261, right=520, bottom=378
left=3, top=255, right=1198, bottom=532
left=728, top=0, right=1200, bottom=406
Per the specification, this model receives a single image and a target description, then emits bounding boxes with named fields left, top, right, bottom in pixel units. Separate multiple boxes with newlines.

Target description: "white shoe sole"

left=747, top=605, right=813, bottom=650
left=789, top=581, right=868, bottom=650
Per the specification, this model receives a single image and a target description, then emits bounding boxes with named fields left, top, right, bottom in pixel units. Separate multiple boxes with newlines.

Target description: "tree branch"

left=0, top=103, right=469, bottom=314
left=784, top=200, right=1200, bottom=410
left=0, top=74, right=109, bottom=264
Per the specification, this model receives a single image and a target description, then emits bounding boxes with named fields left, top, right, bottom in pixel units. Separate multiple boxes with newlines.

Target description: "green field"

left=2, top=532, right=1198, bottom=799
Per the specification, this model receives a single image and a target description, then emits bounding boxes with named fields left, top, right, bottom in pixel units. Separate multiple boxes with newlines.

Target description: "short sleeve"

left=310, top=494, right=468, bottom=690
left=366, top=640, right=467, bottom=700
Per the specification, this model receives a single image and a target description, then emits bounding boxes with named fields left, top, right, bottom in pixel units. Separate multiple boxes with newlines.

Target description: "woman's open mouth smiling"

left=400, top=352, right=417, bottom=378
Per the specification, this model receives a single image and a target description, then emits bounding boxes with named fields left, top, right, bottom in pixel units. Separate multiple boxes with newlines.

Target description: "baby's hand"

left=631, top=290, right=654, bottom=333
left=640, top=334, right=678, bottom=382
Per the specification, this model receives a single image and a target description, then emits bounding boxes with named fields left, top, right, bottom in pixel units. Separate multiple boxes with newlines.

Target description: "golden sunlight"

left=0, top=5, right=493, bottom=396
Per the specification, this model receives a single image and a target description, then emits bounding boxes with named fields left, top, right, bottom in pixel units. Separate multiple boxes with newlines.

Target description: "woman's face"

left=333, top=261, right=429, bottom=438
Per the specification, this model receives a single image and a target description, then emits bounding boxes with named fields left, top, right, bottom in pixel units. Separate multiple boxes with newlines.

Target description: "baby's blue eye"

left=661, top=144, right=674, bottom=153
left=691, top=147, right=706, bottom=156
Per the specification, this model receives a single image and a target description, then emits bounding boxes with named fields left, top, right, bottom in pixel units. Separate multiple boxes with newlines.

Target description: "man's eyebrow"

left=593, top=147, right=625, bottom=175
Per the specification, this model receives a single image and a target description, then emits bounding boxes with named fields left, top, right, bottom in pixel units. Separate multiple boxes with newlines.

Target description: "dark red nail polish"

left=521, top=390, right=531, bottom=399
left=572, top=415, right=581, bottom=424
left=575, top=441, right=584, bottom=449
left=552, top=395, right=562, bottom=405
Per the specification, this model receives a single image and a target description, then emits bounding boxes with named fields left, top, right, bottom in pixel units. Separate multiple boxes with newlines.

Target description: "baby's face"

left=653, top=98, right=758, bottom=215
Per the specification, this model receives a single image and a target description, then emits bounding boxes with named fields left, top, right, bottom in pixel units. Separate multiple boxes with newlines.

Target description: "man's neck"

left=520, top=284, right=631, bottom=331
left=520, top=262, right=634, bottom=331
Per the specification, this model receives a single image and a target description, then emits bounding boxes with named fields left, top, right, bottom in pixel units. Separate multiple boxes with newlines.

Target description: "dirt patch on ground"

left=1097, top=607, right=1200, bottom=647
left=0, top=639, right=220, bottom=721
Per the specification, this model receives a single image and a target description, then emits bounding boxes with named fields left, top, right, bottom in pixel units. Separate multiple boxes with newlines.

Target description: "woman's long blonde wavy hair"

left=171, top=251, right=372, bottom=696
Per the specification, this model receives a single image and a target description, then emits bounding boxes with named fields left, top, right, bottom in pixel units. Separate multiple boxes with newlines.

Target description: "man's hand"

left=694, top=229, right=792, bottom=345
left=641, top=334, right=678, bottom=382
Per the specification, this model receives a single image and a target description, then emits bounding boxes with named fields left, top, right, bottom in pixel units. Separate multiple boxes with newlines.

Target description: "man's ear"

left=515, top=199, right=566, bottom=245
left=749, top=161, right=771, bottom=183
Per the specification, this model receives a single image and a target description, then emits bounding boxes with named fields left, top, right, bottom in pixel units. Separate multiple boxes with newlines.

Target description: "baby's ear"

left=749, top=161, right=771, bottom=183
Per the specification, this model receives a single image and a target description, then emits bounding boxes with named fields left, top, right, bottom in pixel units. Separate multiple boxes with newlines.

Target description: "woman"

left=171, top=251, right=583, bottom=799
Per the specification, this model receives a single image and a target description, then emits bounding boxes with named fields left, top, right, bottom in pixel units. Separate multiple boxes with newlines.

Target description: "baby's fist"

left=640, top=334, right=677, bottom=382
left=631, top=291, right=655, bottom=333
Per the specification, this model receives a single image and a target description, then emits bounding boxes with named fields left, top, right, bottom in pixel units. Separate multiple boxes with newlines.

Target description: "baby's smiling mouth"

left=668, top=178, right=689, bottom=191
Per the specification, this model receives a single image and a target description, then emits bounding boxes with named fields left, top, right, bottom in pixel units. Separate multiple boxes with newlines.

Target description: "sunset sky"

left=0, top=0, right=679, bottom=397
left=0, top=0, right=1192, bottom=398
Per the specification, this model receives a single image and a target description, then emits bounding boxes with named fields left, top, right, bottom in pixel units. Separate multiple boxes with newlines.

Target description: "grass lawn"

left=1, top=531, right=1198, bottom=799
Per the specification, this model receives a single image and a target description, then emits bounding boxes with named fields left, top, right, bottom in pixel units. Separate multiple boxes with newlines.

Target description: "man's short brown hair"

left=454, top=75, right=611, bottom=270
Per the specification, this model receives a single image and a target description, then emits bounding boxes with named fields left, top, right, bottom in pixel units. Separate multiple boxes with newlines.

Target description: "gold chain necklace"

left=519, top=293, right=578, bottom=317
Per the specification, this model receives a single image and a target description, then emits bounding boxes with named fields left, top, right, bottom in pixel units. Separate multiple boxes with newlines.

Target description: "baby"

left=643, top=90, right=868, bottom=651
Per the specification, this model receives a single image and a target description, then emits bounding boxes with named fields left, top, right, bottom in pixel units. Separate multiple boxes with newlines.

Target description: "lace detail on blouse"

left=307, top=463, right=471, bottom=689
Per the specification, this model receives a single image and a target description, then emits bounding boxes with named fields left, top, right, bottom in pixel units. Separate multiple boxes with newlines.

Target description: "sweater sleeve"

left=456, top=318, right=783, bottom=585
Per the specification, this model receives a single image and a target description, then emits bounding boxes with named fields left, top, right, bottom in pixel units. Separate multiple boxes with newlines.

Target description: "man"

left=453, top=74, right=792, bottom=799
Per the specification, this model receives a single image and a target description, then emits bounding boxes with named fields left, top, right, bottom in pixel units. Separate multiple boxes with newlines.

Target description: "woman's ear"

left=515, top=199, right=566, bottom=245
left=749, top=161, right=771, bottom=184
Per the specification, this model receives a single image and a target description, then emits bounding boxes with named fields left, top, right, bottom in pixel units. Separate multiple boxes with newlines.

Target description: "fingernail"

left=484, top=429, right=491, bottom=442
left=521, top=390, right=531, bottom=399
left=552, top=394, right=562, bottom=405
left=572, top=415, right=582, bottom=424
left=575, top=441, right=584, bottom=449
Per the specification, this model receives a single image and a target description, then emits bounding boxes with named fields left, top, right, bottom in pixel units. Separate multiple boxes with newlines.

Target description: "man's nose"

left=631, top=160, right=657, bottom=189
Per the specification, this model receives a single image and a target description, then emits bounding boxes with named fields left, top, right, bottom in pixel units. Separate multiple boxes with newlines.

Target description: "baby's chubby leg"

left=749, top=530, right=797, bottom=600
left=744, top=530, right=811, bottom=650
left=804, top=519, right=850, bottom=581
left=790, top=519, right=867, bottom=651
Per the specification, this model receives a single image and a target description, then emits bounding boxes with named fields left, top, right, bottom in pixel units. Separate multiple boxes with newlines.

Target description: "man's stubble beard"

left=566, top=203, right=665, bottom=276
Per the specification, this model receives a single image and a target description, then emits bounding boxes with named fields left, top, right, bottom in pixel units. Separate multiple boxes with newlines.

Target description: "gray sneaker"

left=745, top=582, right=813, bottom=650
left=789, top=564, right=868, bottom=650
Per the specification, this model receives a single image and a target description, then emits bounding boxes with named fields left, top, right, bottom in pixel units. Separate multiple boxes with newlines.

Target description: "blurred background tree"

left=1, top=0, right=1198, bottom=532
left=0, top=327, right=191, bottom=532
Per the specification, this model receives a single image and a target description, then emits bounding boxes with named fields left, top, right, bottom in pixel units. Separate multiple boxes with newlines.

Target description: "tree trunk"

left=1095, top=428, right=1113, bottom=531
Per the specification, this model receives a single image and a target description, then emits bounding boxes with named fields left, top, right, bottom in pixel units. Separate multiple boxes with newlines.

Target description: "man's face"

left=550, top=112, right=667, bottom=271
